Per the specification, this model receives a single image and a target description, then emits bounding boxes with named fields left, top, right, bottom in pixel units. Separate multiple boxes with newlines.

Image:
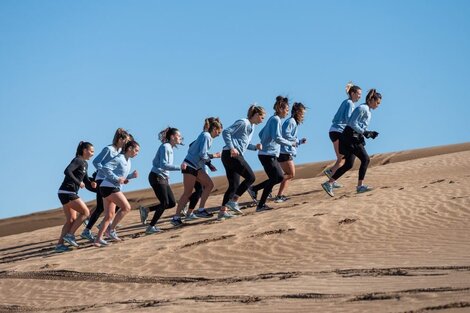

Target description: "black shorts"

left=182, top=166, right=199, bottom=177
left=58, top=193, right=79, bottom=205
left=329, top=131, right=342, bottom=142
left=100, top=186, right=121, bottom=198
left=277, top=153, right=293, bottom=162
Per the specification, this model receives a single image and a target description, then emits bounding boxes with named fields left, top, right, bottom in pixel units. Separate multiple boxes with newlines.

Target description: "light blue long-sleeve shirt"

left=347, top=103, right=372, bottom=134
left=329, top=99, right=355, bottom=132
left=184, top=131, right=213, bottom=170
left=93, top=145, right=120, bottom=181
left=151, top=143, right=180, bottom=179
left=100, top=153, right=135, bottom=188
left=280, top=117, right=303, bottom=157
left=222, top=118, right=257, bottom=155
left=258, top=115, right=293, bottom=157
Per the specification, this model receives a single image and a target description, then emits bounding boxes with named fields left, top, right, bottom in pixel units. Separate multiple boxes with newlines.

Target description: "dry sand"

left=1, top=143, right=469, bottom=312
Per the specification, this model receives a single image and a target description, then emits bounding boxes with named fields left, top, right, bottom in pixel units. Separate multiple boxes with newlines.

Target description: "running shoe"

left=226, top=201, right=243, bottom=215
left=247, top=187, right=258, bottom=203
left=321, top=181, right=334, bottom=197
left=195, top=209, right=213, bottom=218
left=274, top=196, right=286, bottom=203
left=268, top=193, right=273, bottom=200
left=145, top=225, right=162, bottom=234
left=171, top=216, right=184, bottom=227
left=356, top=185, right=373, bottom=193
left=255, top=204, right=273, bottom=212
left=217, top=211, right=234, bottom=221
left=185, top=212, right=199, bottom=221
left=93, top=238, right=110, bottom=247
left=139, top=206, right=149, bottom=225
left=323, top=168, right=333, bottom=179
left=63, top=234, right=79, bottom=247
left=80, top=228, right=95, bottom=242
left=107, top=229, right=122, bottom=241
left=332, top=181, right=343, bottom=189
left=54, top=244, right=70, bottom=253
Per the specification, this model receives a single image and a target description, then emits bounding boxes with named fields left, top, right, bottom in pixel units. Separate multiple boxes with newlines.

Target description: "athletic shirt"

left=280, top=117, right=302, bottom=157
left=347, top=103, right=372, bottom=134
left=184, top=131, right=213, bottom=170
left=329, top=99, right=355, bottom=133
left=100, top=154, right=134, bottom=188
left=151, top=142, right=180, bottom=179
left=258, top=114, right=293, bottom=157
left=58, top=157, right=90, bottom=194
left=93, top=145, right=120, bottom=181
left=222, top=118, right=257, bottom=155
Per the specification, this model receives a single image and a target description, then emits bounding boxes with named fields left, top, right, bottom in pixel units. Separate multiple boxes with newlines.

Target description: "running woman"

left=171, top=118, right=224, bottom=226
left=321, top=89, right=381, bottom=197
left=140, top=127, right=184, bottom=234
left=80, top=128, right=129, bottom=242
left=247, top=96, right=297, bottom=212
left=94, top=140, right=140, bottom=246
left=221, top=104, right=265, bottom=215
left=275, top=102, right=307, bottom=203
left=324, top=83, right=362, bottom=186
left=56, top=141, right=96, bottom=252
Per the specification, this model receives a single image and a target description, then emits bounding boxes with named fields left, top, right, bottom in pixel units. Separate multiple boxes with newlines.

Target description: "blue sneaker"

left=63, top=233, right=79, bottom=247
left=171, top=216, right=184, bottom=227
left=139, top=206, right=149, bottom=225
left=195, top=209, right=213, bottom=218
left=185, top=212, right=199, bottom=221
left=145, top=225, right=162, bottom=234
left=55, top=244, right=70, bottom=253
left=226, top=201, right=243, bottom=215
left=80, top=228, right=95, bottom=242
left=106, top=229, right=122, bottom=241
left=217, top=211, right=234, bottom=221
left=323, top=168, right=333, bottom=179
left=321, top=182, right=334, bottom=197
left=332, top=181, right=343, bottom=189
left=356, top=185, right=373, bottom=193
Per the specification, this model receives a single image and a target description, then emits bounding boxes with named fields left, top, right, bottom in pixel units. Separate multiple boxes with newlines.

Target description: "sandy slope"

left=0, top=143, right=469, bottom=312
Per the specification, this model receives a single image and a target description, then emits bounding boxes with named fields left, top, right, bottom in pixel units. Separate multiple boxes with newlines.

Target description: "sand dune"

left=0, top=142, right=469, bottom=312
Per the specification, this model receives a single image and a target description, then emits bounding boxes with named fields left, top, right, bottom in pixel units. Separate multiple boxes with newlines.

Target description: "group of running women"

left=55, top=86, right=381, bottom=252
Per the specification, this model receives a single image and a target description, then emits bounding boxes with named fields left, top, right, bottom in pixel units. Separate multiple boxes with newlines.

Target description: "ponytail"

left=76, top=141, right=93, bottom=157
left=247, top=104, right=266, bottom=119
left=159, top=127, right=180, bottom=143
left=291, top=102, right=306, bottom=124
left=123, top=140, right=140, bottom=153
left=273, top=95, right=289, bottom=115
left=366, top=89, right=382, bottom=104
left=203, top=117, right=222, bottom=131
left=112, top=128, right=129, bottom=146
left=346, top=82, right=361, bottom=97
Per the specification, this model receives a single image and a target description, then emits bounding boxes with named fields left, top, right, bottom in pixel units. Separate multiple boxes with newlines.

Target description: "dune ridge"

left=0, top=142, right=469, bottom=312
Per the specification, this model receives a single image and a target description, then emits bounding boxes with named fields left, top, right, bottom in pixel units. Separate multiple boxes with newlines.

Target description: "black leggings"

left=221, top=150, right=256, bottom=205
left=148, top=172, right=176, bottom=226
left=86, top=180, right=121, bottom=230
left=188, top=181, right=203, bottom=210
left=332, top=143, right=370, bottom=181
left=251, top=155, right=284, bottom=207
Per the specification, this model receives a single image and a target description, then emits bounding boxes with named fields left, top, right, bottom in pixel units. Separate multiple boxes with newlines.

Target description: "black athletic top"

left=58, top=157, right=91, bottom=193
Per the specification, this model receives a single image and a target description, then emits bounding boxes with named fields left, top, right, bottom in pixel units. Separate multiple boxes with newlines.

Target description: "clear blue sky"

left=1, top=1, right=469, bottom=219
